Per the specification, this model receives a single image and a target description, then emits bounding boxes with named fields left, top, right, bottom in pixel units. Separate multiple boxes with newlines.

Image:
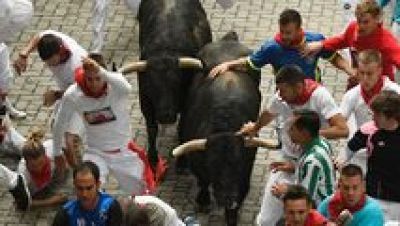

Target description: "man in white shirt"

left=338, top=49, right=400, bottom=173
left=52, top=56, right=153, bottom=195
left=239, top=65, right=348, bottom=226
left=0, top=0, right=33, bottom=119
left=13, top=30, right=88, bottom=174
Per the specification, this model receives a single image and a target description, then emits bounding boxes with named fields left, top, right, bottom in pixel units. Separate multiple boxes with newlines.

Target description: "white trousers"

left=0, top=163, right=18, bottom=189
left=0, top=0, right=33, bottom=42
left=0, top=43, right=12, bottom=93
left=91, top=0, right=108, bottom=53
left=256, top=170, right=295, bottom=226
left=91, top=0, right=140, bottom=53
left=83, top=145, right=145, bottom=195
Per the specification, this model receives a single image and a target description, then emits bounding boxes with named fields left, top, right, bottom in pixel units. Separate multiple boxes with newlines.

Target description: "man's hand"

left=13, top=55, right=28, bottom=75
left=208, top=62, right=230, bottom=78
left=271, top=183, right=288, bottom=197
left=270, top=161, right=295, bottom=173
left=238, top=121, right=260, bottom=137
left=301, top=41, right=323, bottom=57
left=43, top=90, right=60, bottom=107
left=82, top=57, right=100, bottom=74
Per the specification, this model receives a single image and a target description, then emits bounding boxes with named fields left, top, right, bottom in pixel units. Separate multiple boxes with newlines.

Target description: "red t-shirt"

left=322, top=21, right=400, bottom=81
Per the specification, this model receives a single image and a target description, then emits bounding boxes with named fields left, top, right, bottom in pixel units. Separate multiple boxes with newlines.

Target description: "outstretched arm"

left=329, top=53, right=356, bottom=78
left=208, top=57, right=248, bottom=78
left=320, top=113, right=349, bottom=139
left=13, top=33, right=41, bottom=75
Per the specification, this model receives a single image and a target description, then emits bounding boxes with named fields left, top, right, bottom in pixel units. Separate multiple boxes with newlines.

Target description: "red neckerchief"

left=128, top=141, right=157, bottom=195
left=275, top=29, right=305, bottom=49
left=328, top=191, right=366, bottom=221
left=29, top=156, right=52, bottom=190
left=360, top=76, right=384, bottom=105
left=74, top=67, right=107, bottom=98
left=285, top=210, right=327, bottom=226
left=288, top=79, right=319, bottom=105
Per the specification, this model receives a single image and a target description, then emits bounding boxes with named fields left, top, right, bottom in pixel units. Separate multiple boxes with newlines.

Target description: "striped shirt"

left=296, top=137, right=335, bottom=205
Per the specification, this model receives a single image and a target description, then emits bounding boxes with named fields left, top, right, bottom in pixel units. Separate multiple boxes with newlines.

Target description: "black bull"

left=119, top=0, right=212, bottom=168
left=176, top=32, right=262, bottom=226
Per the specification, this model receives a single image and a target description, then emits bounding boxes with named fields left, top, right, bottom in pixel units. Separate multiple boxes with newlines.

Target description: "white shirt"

left=52, top=68, right=132, bottom=156
left=340, top=77, right=400, bottom=128
left=267, top=86, right=341, bottom=158
left=134, top=195, right=185, bottom=226
left=39, top=30, right=87, bottom=90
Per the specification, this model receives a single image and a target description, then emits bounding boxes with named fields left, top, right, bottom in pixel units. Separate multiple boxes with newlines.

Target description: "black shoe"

left=9, top=174, right=31, bottom=211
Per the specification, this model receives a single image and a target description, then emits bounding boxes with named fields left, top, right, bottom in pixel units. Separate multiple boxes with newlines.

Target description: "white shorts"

left=83, top=145, right=146, bottom=195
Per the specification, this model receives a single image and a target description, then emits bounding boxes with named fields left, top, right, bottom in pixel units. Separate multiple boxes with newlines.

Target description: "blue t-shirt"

left=248, top=32, right=336, bottom=81
left=63, top=192, right=115, bottom=226
left=318, top=195, right=384, bottom=226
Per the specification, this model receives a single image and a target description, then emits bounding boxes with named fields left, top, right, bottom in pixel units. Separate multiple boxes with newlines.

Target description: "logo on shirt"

left=83, top=107, right=116, bottom=125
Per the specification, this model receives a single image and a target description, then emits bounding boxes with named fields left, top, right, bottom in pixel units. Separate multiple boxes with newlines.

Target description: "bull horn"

left=172, top=139, right=207, bottom=157
left=244, top=137, right=279, bottom=149
left=178, top=57, right=203, bottom=69
left=118, top=61, right=147, bottom=74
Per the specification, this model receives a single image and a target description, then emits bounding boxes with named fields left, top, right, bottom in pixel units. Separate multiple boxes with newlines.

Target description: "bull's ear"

left=220, top=31, right=238, bottom=42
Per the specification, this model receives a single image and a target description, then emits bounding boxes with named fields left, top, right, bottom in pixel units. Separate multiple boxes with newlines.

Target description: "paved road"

left=0, top=0, right=393, bottom=225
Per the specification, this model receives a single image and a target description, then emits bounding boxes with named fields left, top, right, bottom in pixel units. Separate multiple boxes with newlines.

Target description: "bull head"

left=118, top=57, right=203, bottom=74
left=172, top=136, right=279, bottom=157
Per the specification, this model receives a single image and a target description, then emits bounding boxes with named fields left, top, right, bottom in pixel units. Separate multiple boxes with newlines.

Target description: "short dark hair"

left=341, top=164, right=364, bottom=180
left=37, top=34, right=63, bottom=60
left=275, top=65, right=306, bottom=85
left=73, top=161, right=100, bottom=182
left=283, top=184, right=312, bottom=205
left=370, top=90, right=400, bottom=122
left=279, top=9, right=302, bottom=28
left=293, top=110, right=321, bottom=137
left=88, top=53, right=107, bottom=69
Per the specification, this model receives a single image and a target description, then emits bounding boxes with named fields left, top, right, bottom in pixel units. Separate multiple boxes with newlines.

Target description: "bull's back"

left=138, top=0, right=212, bottom=56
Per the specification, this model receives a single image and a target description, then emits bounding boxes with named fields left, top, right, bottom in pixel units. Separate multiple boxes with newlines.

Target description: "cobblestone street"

left=0, top=0, right=391, bottom=225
